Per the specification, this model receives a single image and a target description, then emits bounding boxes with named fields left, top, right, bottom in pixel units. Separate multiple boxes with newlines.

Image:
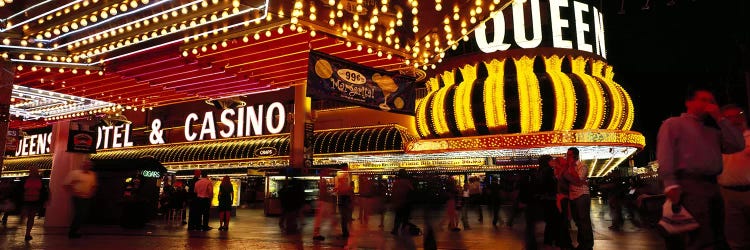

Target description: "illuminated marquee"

left=476, top=0, right=606, bottom=58
left=184, top=102, right=287, bottom=142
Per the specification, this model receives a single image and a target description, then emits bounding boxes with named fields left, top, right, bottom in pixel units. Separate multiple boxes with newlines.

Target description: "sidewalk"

left=0, top=199, right=665, bottom=249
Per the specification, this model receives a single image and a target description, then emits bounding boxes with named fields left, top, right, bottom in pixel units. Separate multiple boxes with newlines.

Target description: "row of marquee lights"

left=14, top=101, right=287, bottom=156
left=3, top=0, right=606, bottom=72
left=1, top=0, right=270, bottom=67
left=285, top=0, right=607, bottom=71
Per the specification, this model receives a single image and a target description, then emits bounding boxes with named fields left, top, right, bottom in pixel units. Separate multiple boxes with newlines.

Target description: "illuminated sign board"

left=141, top=170, right=161, bottom=178
left=97, top=124, right=134, bottom=149
left=475, top=0, right=606, bottom=58
left=349, top=158, right=486, bottom=169
left=15, top=133, right=52, bottom=156
left=184, top=102, right=286, bottom=142
left=13, top=101, right=288, bottom=156
left=254, top=147, right=279, bottom=157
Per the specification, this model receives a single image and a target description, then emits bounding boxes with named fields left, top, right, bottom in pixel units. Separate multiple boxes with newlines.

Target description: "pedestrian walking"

left=193, top=172, right=213, bottom=231
left=187, top=170, right=202, bottom=230
left=563, top=147, right=594, bottom=250
left=64, top=160, right=97, bottom=238
left=391, top=169, right=414, bottom=235
left=218, top=176, right=233, bottom=231
left=719, top=104, right=750, bottom=250
left=487, top=177, right=503, bottom=227
left=21, top=166, right=47, bottom=241
left=313, top=170, right=338, bottom=241
left=657, top=86, right=744, bottom=249
left=358, top=174, right=377, bottom=226
left=334, top=166, right=354, bottom=238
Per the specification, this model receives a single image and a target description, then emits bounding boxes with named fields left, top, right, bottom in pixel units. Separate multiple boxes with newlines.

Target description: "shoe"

left=202, top=227, right=213, bottom=231
left=608, top=225, right=622, bottom=231
left=450, top=227, right=461, bottom=232
left=390, top=230, right=398, bottom=235
left=313, top=235, right=325, bottom=241
left=188, top=227, right=198, bottom=231
left=68, top=232, right=82, bottom=239
left=25, top=235, right=32, bottom=241
left=181, top=221, right=188, bottom=225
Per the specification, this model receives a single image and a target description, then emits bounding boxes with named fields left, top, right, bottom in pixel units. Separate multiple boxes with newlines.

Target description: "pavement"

left=0, top=198, right=665, bottom=250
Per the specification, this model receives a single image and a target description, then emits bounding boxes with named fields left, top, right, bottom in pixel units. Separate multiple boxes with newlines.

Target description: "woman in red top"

left=23, top=166, right=46, bottom=241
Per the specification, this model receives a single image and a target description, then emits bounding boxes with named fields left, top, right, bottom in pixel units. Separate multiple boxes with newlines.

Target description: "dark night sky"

left=599, top=0, right=749, bottom=165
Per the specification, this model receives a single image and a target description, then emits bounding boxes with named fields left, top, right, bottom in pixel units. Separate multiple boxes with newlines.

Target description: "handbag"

left=657, top=199, right=700, bottom=235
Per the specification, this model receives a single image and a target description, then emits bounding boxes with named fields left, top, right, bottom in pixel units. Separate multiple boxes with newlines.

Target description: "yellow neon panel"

left=454, top=64, right=478, bottom=136
left=543, top=55, right=576, bottom=130
left=483, top=59, right=508, bottom=134
left=591, top=61, right=624, bottom=130
left=416, top=77, right=440, bottom=137
left=570, top=56, right=605, bottom=129
left=415, top=94, right=431, bottom=138
left=429, top=70, right=457, bottom=137
left=514, top=56, right=542, bottom=133
left=605, top=65, right=635, bottom=130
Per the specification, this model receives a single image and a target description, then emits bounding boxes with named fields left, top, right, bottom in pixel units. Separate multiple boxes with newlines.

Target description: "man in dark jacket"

left=187, top=170, right=201, bottom=230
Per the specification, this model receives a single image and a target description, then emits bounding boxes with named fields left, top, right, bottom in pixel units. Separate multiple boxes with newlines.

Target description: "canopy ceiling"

left=0, top=0, right=513, bottom=128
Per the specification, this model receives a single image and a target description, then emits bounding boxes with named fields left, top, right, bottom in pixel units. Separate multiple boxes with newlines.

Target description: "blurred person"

left=193, top=172, right=213, bottom=231
left=563, top=147, right=593, bottom=250
left=537, top=155, right=573, bottom=249
left=64, top=160, right=97, bottom=238
left=313, top=169, right=338, bottom=241
left=375, top=177, right=387, bottom=229
left=441, top=177, right=461, bottom=232
left=218, top=176, right=233, bottom=231
left=187, top=169, right=202, bottom=230
left=554, top=156, right=575, bottom=250
left=521, top=166, right=540, bottom=250
left=657, top=87, right=744, bottom=249
left=170, top=180, right=188, bottom=224
left=334, top=166, right=354, bottom=238
left=358, top=174, right=377, bottom=227
left=21, top=166, right=47, bottom=241
left=0, top=179, right=18, bottom=226
left=719, top=104, right=750, bottom=250
left=391, top=169, right=414, bottom=235
left=468, top=176, right=484, bottom=223
left=487, top=177, right=504, bottom=227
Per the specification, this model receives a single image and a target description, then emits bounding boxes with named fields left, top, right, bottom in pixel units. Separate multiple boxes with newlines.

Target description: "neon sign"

left=475, top=0, right=606, bottom=58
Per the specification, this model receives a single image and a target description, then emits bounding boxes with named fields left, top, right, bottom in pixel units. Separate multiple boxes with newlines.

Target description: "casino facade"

left=0, top=0, right=644, bottom=219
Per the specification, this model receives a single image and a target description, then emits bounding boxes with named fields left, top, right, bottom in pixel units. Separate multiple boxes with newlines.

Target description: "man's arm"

left=656, top=119, right=680, bottom=202
left=718, top=119, right=746, bottom=154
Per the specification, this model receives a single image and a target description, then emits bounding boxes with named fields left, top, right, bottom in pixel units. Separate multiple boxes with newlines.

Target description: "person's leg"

left=313, top=200, right=325, bottom=237
left=610, top=196, right=623, bottom=230
left=524, top=200, right=538, bottom=250
left=24, top=206, right=37, bottom=240
left=201, top=198, right=210, bottom=230
left=722, top=188, right=750, bottom=250
left=339, top=196, right=351, bottom=237
left=69, top=198, right=91, bottom=237
left=558, top=199, right=574, bottom=249
left=461, top=198, right=470, bottom=229
left=225, top=210, right=230, bottom=229
left=571, top=195, right=594, bottom=250
left=188, top=199, right=198, bottom=229
left=392, top=205, right=404, bottom=234
left=680, top=180, right=721, bottom=250
left=474, top=195, right=483, bottom=222
left=542, top=200, right=558, bottom=245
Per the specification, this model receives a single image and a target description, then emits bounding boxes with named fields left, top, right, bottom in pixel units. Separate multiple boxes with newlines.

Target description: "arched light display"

left=416, top=53, right=635, bottom=139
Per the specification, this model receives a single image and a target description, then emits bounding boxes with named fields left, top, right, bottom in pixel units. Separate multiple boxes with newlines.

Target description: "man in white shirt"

left=563, top=147, right=593, bottom=250
left=720, top=104, right=750, bottom=250
left=193, top=172, right=213, bottom=231
left=64, top=160, right=97, bottom=238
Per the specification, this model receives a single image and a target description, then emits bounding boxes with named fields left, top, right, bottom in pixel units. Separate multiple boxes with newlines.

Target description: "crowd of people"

left=0, top=85, right=748, bottom=250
